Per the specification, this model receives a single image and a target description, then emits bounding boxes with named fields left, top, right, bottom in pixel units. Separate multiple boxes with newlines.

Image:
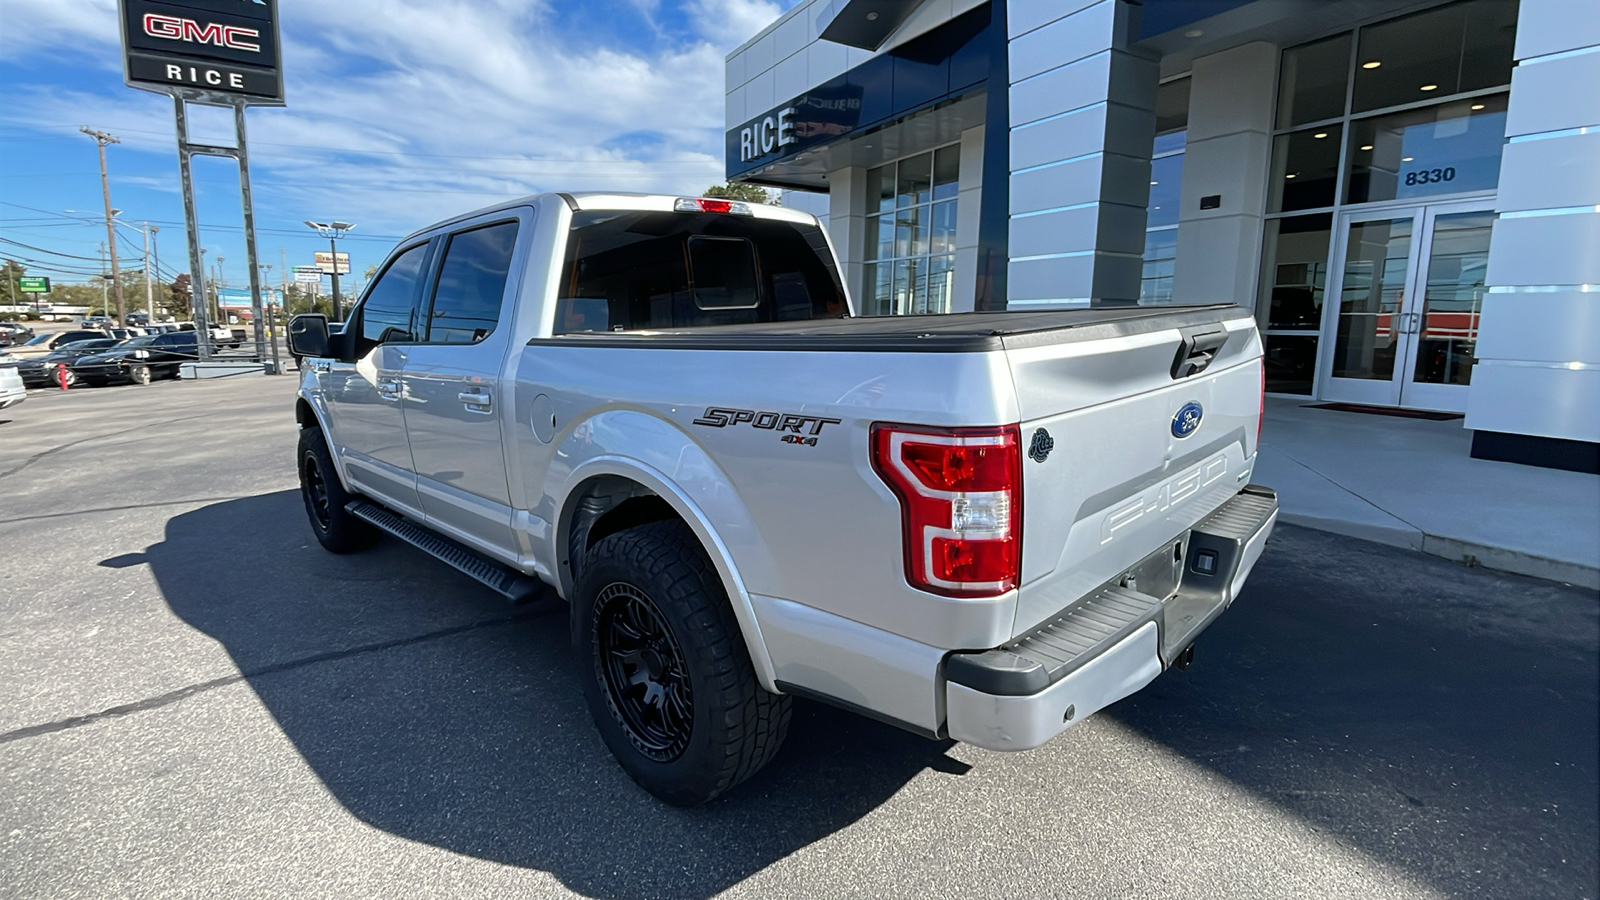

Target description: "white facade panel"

left=1475, top=292, right=1600, bottom=366
left=1009, top=51, right=1113, bottom=127
left=745, top=32, right=777, bottom=79
left=725, top=85, right=746, bottom=129
left=1009, top=156, right=1107, bottom=214
left=725, top=52, right=744, bottom=93
left=1009, top=255, right=1097, bottom=302
left=1173, top=215, right=1260, bottom=306
left=1497, top=132, right=1600, bottom=211
left=1008, top=0, right=1100, bottom=39
left=1011, top=104, right=1110, bottom=170
left=1184, top=42, right=1277, bottom=141
left=1465, top=364, right=1600, bottom=443
left=1512, top=0, right=1600, bottom=59
left=772, top=51, right=809, bottom=105
left=1178, top=130, right=1271, bottom=221
left=1008, top=1, right=1116, bottom=82
left=745, top=67, right=776, bottom=119
left=1486, top=212, right=1600, bottom=287
left=1503, top=52, right=1600, bottom=137
left=806, top=39, right=849, bottom=88
left=773, top=10, right=810, bottom=64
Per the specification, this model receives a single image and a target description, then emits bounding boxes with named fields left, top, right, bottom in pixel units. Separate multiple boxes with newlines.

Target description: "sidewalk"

left=1254, top=398, right=1600, bottom=590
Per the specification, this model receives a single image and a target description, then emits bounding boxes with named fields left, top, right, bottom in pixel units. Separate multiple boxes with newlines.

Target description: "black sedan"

left=15, top=338, right=125, bottom=387
left=71, top=332, right=203, bottom=386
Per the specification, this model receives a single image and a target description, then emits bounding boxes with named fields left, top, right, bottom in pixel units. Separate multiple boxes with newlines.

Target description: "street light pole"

left=149, top=225, right=161, bottom=319
left=305, top=221, right=355, bottom=322
left=80, top=127, right=127, bottom=325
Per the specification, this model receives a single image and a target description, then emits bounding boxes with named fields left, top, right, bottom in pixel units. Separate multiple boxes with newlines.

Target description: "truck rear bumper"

left=944, top=485, right=1277, bottom=751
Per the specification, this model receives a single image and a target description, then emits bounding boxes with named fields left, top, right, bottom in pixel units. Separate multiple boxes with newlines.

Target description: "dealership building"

left=724, top=0, right=1599, bottom=472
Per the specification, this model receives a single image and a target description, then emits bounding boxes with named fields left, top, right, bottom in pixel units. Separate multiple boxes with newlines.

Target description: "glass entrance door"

left=1320, top=201, right=1493, bottom=411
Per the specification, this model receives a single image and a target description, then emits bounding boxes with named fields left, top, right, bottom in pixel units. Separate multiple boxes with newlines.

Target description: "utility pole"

left=141, top=223, right=154, bottom=321
left=149, top=225, right=161, bottom=319
left=98, top=242, right=108, bottom=312
left=81, top=127, right=127, bottom=324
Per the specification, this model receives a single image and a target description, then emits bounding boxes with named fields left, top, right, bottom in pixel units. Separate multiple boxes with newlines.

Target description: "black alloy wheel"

left=594, top=583, right=695, bottom=761
left=296, top=425, right=377, bottom=553
left=303, top=452, right=333, bottom=533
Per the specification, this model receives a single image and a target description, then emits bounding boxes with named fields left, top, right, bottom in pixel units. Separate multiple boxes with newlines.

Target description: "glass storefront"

left=862, top=146, right=959, bottom=316
left=1141, top=76, right=1188, bottom=305
left=1258, top=0, right=1514, bottom=402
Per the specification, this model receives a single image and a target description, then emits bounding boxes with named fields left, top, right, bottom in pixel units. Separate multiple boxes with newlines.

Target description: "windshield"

left=555, top=210, right=846, bottom=334
left=123, top=336, right=160, bottom=347
left=60, top=340, right=118, bottom=352
left=22, top=334, right=51, bottom=346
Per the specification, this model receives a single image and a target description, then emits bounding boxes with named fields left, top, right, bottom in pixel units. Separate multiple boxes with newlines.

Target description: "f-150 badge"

left=694, top=406, right=842, bottom=446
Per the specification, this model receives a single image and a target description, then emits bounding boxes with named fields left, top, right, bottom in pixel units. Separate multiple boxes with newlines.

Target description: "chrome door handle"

left=458, top=390, right=492, bottom=412
left=376, top=377, right=402, bottom=399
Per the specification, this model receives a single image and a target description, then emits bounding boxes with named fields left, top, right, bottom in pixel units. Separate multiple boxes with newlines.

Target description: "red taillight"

left=871, top=423, right=1021, bottom=598
left=1257, top=357, right=1266, bottom=449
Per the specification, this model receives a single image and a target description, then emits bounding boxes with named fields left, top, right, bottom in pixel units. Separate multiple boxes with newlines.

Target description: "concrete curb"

left=1281, top=511, right=1600, bottom=590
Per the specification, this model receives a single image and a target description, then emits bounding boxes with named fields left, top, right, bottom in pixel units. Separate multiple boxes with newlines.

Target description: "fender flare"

left=294, top=392, right=356, bottom=493
left=555, top=455, right=779, bottom=692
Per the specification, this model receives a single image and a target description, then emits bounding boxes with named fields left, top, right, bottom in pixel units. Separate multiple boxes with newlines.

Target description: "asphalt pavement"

left=0, top=376, right=1595, bottom=900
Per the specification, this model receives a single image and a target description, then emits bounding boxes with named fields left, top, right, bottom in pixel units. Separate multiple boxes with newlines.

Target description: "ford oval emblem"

left=1171, top=402, right=1203, bottom=439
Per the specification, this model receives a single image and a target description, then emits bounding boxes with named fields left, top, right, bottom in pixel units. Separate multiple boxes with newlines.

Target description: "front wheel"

left=576, top=520, right=790, bottom=806
left=127, top=364, right=152, bottom=385
left=297, top=426, right=377, bottom=553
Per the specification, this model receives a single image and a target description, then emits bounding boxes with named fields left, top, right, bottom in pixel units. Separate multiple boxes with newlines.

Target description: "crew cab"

left=287, top=192, right=1277, bottom=805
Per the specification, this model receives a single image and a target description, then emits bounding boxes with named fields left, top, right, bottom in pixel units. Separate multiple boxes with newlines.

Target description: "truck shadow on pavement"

left=1107, top=525, right=1600, bottom=898
left=141, top=490, right=964, bottom=899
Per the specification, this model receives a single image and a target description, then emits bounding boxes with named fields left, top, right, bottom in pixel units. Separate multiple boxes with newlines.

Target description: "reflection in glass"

left=1413, top=212, right=1492, bottom=386
left=1269, top=125, right=1342, bottom=212
left=1259, top=214, right=1332, bottom=394
left=1155, top=77, right=1191, bottom=138
left=897, top=153, right=932, bottom=207
left=930, top=200, right=957, bottom=255
left=867, top=165, right=894, bottom=214
left=1140, top=229, right=1178, bottom=305
left=1278, top=33, right=1352, bottom=127
left=1147, top=154, right=1184, bottom=228
left=933, top=146, right=960, bottom=201
left=1333, top=216, right=1412, bottom=381
left=1264, top=335, right=1321, bottom=394
left=1345, top=95, right=1508, bottom=204
left=1352, top=0, right=1516, bottom=114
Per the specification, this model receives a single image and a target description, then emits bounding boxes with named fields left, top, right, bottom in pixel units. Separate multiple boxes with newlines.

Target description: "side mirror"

left=287, top=314, right=330, bottom=360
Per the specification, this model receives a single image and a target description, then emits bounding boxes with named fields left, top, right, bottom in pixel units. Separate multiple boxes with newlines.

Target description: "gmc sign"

left=120, top=0, right=283, bottom=105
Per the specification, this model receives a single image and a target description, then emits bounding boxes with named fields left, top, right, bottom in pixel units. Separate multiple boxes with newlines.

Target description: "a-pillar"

left=1003, top=0, right=1158, bottom=308
left=1468, top=0, right=1600, bottom=471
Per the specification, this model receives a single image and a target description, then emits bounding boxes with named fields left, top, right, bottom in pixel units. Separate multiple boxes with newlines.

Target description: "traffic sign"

left=18, top=276, right=50, bottom=293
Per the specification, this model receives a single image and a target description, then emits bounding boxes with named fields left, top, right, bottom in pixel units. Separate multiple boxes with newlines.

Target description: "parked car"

left=177, top=321, right=237, bottom=349
left=125, top=312, right=150, bottom=327
left=6, top=330, right=116, bottom=359
left=287, top=192, right=1277, bottom=805
left=14, top=338, right=125, bottom=387
left=0, top=322, right=35, bottom=342
left=80, top=315, right=115, bottom=330
left=0, top=362, right=25, bottom=410
left=71, top=332, right=201, bottom=385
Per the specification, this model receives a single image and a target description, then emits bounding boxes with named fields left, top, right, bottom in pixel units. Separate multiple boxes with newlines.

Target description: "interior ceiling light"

left=866, top=11, right=878, bottom=20
left=1286, top=173, right=1297, bottom=179
left=1313, top=132, right=1328, bottom=139
left=1402, top=156, right=1414, bottom=161
left=1362, top=61, right=1381, bottom=69
left=1420, top=84, right=1439, bottom=91
left=1150, top=180, right=1159, bottom=185
left=1471, top=103, right=1486, bottom=110
left=1185, top=29, right=1204, bottom=37
left=1360, top=144, right=1374, bottom=150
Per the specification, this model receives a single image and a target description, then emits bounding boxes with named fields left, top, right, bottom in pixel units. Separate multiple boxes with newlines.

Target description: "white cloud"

left=0, top=0, right=790, bottom=237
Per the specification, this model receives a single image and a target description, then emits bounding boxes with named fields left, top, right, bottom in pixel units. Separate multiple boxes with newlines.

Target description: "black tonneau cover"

left=530, top=304, right=1250, bottom=353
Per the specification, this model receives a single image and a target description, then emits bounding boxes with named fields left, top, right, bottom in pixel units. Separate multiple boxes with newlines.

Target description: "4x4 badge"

left=1028, top=427, right=1054, bottom=463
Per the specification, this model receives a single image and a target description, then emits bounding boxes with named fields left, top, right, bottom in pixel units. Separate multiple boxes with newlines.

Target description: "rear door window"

left=359, top=243, right=429, bottom=349
left=423, top=221, right=518, bottom=344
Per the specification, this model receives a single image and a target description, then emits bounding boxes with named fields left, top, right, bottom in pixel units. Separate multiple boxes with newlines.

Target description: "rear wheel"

left=297, top=426, right=377, bottom=553
left=127, top=364, right=152, bottom=385
left=576, top=520, right=790, bottom=806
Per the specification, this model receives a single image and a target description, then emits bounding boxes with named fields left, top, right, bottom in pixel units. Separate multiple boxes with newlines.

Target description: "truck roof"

left=401, top=191, right=818, bottom=244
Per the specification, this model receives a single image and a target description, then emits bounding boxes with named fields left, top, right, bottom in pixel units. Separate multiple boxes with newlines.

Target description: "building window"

left=863, top=145, right=959, bottom=315
left=1259, top=0, right=1515, bottom=395
left=1142, top=76, right=1188, bottom=304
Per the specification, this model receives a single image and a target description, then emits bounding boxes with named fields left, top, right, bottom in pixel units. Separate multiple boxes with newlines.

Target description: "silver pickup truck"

left=286, top=192, right=1278, bottom=805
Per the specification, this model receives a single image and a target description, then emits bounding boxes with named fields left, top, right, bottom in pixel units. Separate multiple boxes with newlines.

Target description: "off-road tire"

left=297, top=426, right=378, bottom=554
left=576, top=520, right=791, bottom=806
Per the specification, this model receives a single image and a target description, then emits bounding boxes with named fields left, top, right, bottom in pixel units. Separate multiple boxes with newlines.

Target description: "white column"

left=952, top=125, right=985, bottom=313
left=1005, top=0, right=1157, bottom=307
left=1467, top=0, right=1600, bottom=446
left=826, top=166, right=869, bottom=310
left=1171, top=42, right=1277, bottom=307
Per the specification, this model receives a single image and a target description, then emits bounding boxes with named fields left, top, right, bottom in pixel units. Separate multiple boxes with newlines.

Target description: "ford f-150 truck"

left=286, top=192, right=1277, bottom=806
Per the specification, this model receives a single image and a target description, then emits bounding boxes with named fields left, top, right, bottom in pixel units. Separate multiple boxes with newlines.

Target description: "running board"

left=346, top=499, right=550, bottom=605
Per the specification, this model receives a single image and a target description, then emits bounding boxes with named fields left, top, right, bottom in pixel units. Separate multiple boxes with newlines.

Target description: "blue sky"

left=0, top=0, right=792, bottom=295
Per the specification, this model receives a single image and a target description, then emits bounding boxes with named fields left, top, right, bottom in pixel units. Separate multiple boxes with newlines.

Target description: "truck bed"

left=532, top=304, right=1247, bottom=352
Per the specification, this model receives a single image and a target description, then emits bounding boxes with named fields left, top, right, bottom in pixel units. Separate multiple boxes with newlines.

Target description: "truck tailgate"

left=1003, top=308, right=1262, bottom=638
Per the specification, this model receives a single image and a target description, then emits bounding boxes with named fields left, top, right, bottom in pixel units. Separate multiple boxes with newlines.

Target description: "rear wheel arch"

left=556, top=468, right=778, bottom=691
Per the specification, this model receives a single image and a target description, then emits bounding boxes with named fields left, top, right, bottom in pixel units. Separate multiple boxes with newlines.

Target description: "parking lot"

left=0, top=375, right=1595, bottom=899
